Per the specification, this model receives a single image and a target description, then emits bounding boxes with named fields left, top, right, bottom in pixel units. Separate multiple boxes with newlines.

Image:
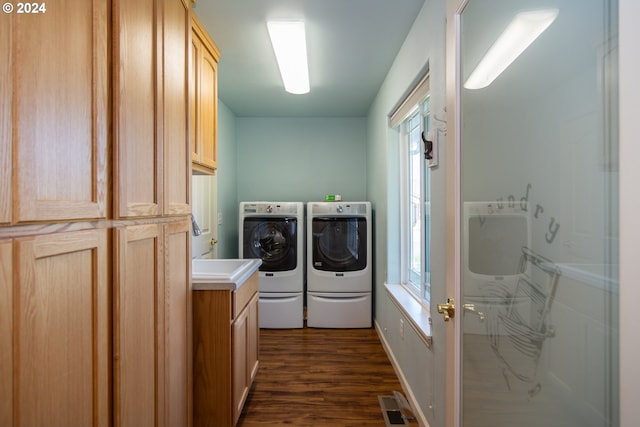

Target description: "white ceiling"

left=193, top=0, right=425, bottom=117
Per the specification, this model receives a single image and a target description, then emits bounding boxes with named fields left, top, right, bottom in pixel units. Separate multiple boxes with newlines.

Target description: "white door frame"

left=445, top=1, right=466, bottom=425
left=618, top=0, right=640, bottom=424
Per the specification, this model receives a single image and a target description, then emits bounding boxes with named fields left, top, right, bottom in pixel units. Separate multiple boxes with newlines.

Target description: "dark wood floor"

left=237, top=327, right=404, bottom=427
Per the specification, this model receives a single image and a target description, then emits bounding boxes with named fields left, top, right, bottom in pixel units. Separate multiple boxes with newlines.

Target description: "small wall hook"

left=422, top=131, right=433, bottom=160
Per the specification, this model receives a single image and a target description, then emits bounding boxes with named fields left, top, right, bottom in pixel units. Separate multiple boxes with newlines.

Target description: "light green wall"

left=366, top=0, right=447, bottom=425
left=236, top=117, right=367, bottom=203
left=214, top=112, right=368, bottom=257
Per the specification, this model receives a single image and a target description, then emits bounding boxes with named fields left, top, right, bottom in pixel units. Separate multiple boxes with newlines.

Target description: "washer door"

left=243, top=217, right=298, bottom=272
left=312, top=217, right=367, bottom=272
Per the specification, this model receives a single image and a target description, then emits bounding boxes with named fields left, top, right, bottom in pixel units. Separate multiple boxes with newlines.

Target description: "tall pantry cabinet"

left=1, top=0, right=196, bottom=426
left=112, top=0, right=193, bottom=425
left=1, top=2, right=110, bottom=426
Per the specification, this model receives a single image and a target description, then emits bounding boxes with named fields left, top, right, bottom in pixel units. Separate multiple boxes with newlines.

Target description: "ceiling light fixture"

left=267, top=20, right=310, bottom=95
left=464, top=9, right=559, bottom=90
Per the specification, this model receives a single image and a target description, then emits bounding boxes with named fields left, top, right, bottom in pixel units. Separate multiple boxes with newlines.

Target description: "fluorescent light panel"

left=464, top=9, right=559, bottom=90
left=267, top=20, right=310, bottom=94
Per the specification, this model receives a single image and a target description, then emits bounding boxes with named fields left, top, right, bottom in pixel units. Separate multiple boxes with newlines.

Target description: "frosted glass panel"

left=460, top=1, right=619, bottom=426
left=467, top=216, right=528, bottom=276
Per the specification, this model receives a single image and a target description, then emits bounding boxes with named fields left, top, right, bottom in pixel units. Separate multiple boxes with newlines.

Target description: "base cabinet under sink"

left=193, top=271, right=259, bottom=427
left=232, top=292, right=259, bottom=422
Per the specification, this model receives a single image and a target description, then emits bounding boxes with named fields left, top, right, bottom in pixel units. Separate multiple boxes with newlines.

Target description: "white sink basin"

left=192, top=258, right=262, bottom=290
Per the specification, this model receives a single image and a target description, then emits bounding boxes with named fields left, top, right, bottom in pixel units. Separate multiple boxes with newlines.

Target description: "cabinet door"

left=0, top=240, right=13, bottom=426
left=232, top=303, right=250, bottom=425
left=163, top=0, right=191, bottom=216
left=247, top=293, right=260, bottom=384
left=165, top=219, right=192, bottom=427
left=190, top=34, right=200, bottom=167
left=193, top=289, right=233, bottom=427
left=8, top=0, right=108, bottom=223
left=231, top=291, right=259, bottom=425
left=0, top=21, right=10, bottom=224
left=113, top=0, right=162, bottom=218
left=13, top=230, right=109, bottom=427
left=114, top=224, right=165, bottom=427
left=191, top=17, right=220, bottom=174
left=199, top=46, right=218, bottom=170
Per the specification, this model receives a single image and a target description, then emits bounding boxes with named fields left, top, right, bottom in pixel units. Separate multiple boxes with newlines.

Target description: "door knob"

left=210, top=238, right=217, bottom=246
left=437, top=298, right=455, bottom=321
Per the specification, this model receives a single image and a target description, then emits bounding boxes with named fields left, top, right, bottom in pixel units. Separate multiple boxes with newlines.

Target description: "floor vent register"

left=378, top=391, right=416, bottom=426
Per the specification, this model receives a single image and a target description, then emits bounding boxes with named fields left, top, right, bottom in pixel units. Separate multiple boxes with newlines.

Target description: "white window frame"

left=398, top=97, right=432, bottom=307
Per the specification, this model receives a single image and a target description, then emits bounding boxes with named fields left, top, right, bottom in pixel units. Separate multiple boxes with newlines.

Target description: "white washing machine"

left=306, top=201, right=372, bottom=328
left=239, top=202, right=304, bottom=328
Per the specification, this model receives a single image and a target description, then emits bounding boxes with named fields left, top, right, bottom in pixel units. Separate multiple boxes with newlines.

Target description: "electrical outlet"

left=400, top=318, right=404, bottom=339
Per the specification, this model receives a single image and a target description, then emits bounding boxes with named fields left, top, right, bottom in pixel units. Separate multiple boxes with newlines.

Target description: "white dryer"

left=240, top=202, right=304, bottom=328
left=306, top=201, right=372, bottom=328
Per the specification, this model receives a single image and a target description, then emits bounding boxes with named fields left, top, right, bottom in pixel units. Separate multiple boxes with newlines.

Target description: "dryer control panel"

left=309, top=202, right=370, bottom=216
left=241, top=202, right=300, bottom=215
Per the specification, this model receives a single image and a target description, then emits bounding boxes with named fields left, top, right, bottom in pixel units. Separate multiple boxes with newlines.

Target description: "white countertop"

left=192, top=258, right=262, bottom=291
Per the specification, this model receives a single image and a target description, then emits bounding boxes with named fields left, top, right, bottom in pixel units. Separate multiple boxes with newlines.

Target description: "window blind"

left=389, top=73, right=430, bottom=129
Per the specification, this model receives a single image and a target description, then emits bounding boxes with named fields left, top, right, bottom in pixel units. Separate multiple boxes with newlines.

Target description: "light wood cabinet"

left=113, top=0, right=161, bottom=218
left=1, top=0, right=108, bottom=224
left=113, top=224, right=165, bottom=426
left=232, top=292, right=260, bottom=423
left=0, top=22, right=11, bottom=225
left=112, top=0, right=194, bottom=420
left=114, top=224, right=165, bottom=427
left=2, top=0, right=196, bottom=425
left=114, top=220, right=192, bottom=427
left=164, top=0, right=192, bottom=216
left=0, top=240, right=13, bottom=426
left=113, top=0, right=192, bottom=218
left=1, top=230, right=109, bottom=427
left=164, top=219, right=193, bottom=427
left=193, top=272, right=260, bottom=427
left=191, top=15, right=220, bottom=174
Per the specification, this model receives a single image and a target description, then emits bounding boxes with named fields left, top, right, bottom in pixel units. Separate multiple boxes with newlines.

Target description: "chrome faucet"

left=191, top=214, right=202, bottom=236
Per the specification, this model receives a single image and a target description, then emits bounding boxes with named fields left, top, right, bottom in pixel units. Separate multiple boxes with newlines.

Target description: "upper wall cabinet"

left=113, top=0, right=192, bottom=218
left=1, top=1, right=108, bottom=224
left=191, top=15, right=220, bottom=175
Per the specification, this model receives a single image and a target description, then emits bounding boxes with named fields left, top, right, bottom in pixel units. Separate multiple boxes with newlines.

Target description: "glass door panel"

left=459, top=1, right=619, bottom=426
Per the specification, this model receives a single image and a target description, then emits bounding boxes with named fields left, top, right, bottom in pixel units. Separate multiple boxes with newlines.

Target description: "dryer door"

left=311, top=217, right=367, bottom=272
left=243, top=217, right=298, bottom=272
